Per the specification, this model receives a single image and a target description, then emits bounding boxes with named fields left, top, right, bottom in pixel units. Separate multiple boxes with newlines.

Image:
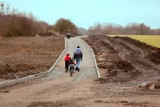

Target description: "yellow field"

left=109, top=35, right=160, bottom=48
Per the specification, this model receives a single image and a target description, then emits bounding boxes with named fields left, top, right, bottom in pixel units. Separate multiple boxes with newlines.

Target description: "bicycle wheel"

left=70, top=67, right=74, bottom=76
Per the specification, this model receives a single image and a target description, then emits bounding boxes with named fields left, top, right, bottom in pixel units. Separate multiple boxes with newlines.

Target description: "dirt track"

left=0, top=36, right=160, bottom=107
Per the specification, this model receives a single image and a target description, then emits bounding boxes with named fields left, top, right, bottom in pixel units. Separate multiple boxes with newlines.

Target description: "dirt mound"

left=115, top=36, right=156, bottom=51
left=115, top=61, right=134, bottom=71
left=147, top=49, right=160, bottom=64
left=139, top=80, right=160, bottom=91
left=145, top=82, right=160, bottom=90
left=85, top=35, right=160, bottom=83
left=0, top=63, right=41, bottom=79
left=0, top=63, right=17, bottom=79
left=105, top=61, right=141, bottom=83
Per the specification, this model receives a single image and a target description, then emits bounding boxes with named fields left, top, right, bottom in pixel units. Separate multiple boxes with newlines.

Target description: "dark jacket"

left=74, top=48, right=83, bottom=59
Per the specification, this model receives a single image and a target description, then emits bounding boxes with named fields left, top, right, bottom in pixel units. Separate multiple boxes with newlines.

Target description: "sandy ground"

left=0, top=36, right=160, bottom=107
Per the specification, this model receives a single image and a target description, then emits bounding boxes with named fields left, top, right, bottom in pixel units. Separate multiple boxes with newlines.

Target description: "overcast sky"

left=1, top=0, right=160, bottom=29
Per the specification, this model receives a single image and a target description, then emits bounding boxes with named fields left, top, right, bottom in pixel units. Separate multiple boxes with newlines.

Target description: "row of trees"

left=88, top=23, right=160, bottom=35
left=0, top=2, right=51, bottom=37
left=0, top=2, right=79, bottom=37
left=1, top=2, right=160, bottom=37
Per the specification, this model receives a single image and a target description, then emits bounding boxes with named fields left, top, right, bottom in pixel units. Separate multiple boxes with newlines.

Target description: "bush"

left=53, top=18, right=78, bottom=36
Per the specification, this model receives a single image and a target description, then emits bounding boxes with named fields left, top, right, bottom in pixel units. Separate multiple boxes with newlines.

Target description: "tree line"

left=88, top=23, right=160, bottom=35
left=0, top=2, right=160, bottom=37
left=0, top=2, right=51, bottom=37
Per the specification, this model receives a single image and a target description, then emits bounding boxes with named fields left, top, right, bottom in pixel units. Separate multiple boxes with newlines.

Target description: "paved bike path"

left=46, top=36, right=97, bottom=81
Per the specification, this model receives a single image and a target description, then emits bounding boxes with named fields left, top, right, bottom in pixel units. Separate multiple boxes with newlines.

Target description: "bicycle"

left=69, top=64, right=75, bottom=76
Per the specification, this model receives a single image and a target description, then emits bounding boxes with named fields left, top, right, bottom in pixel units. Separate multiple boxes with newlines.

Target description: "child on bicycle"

left=68, top=57, right=76, bottom=76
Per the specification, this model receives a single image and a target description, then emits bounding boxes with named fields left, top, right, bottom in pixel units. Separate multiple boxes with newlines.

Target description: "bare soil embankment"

left=0, top=36, right=64, bottom=80
left=85, top=35, right=160, bottom=84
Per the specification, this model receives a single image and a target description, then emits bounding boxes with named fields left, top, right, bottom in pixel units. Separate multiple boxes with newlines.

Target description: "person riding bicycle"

left=68, top=57, right=76, bottom=76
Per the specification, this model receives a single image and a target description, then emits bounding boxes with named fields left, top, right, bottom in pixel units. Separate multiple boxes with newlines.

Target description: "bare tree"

left=88, top=22, right=159, bottom=35
left=88, top=23, right=103, bottom=35
left=139, top=23, right=150, bottom=35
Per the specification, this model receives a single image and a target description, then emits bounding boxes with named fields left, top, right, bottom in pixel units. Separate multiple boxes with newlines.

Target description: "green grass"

left=109, top=35, right=160, bottom=48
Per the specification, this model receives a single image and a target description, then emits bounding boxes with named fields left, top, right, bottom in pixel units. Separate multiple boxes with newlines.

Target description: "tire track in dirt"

left=85, top=35, right=160, bottom=83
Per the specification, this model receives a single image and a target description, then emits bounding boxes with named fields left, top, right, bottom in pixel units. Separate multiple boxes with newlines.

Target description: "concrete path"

left=46, top=36, right=97, bottom=81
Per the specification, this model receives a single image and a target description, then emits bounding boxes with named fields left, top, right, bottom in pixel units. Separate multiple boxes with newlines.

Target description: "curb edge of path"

left=0, top=38, right=67, bottom=89
left=81, top=36, right=101, bottom=79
